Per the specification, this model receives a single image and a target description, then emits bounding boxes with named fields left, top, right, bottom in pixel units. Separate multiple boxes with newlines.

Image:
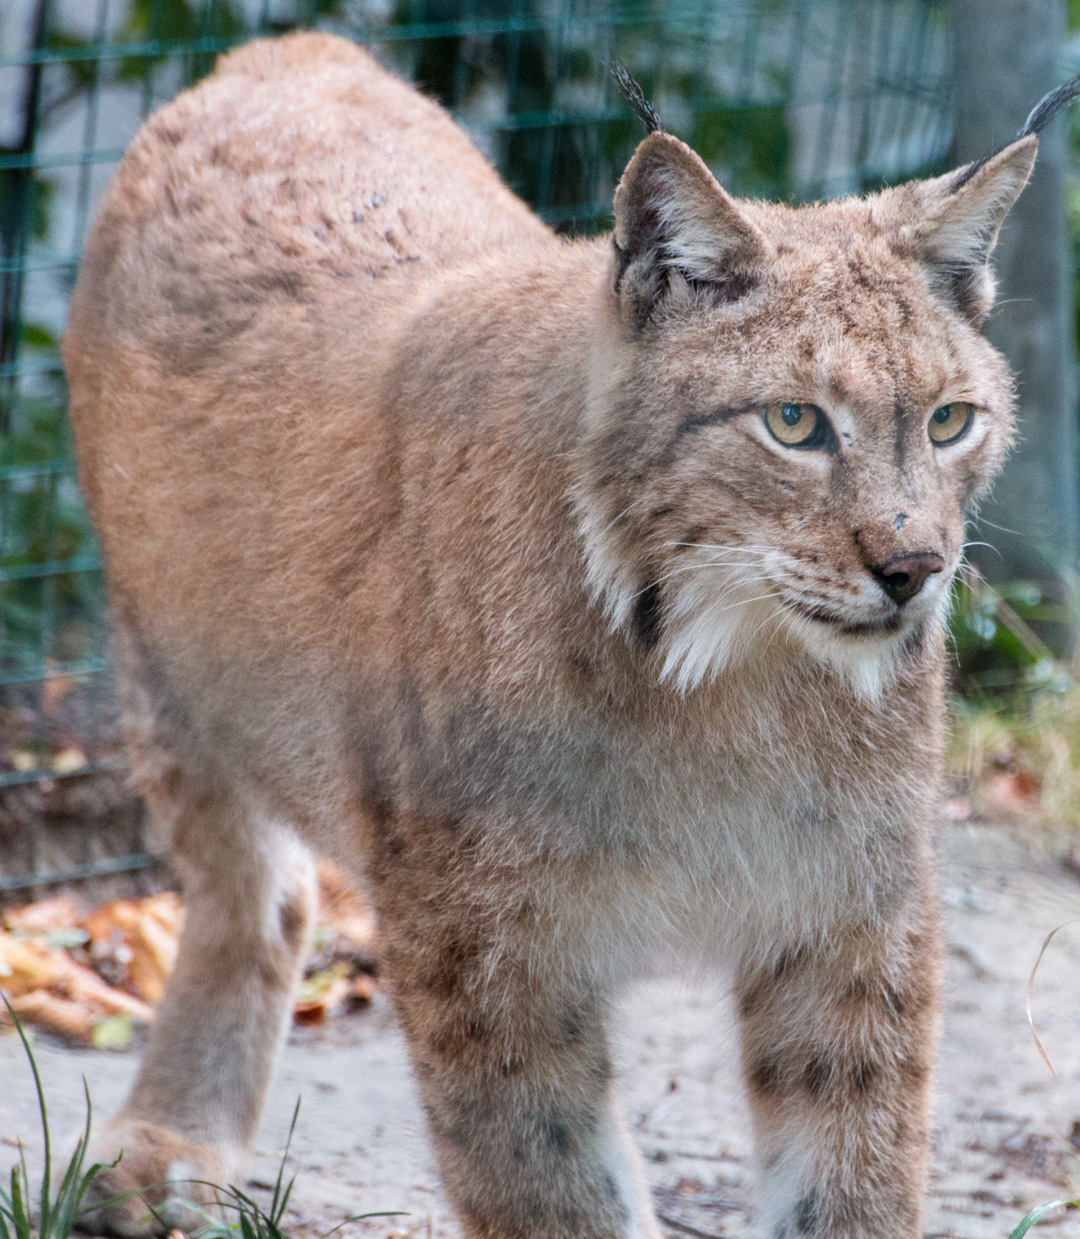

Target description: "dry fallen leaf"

left=1, top=861, right=379, bottom=1044
left=984, top=770, right=1041, bottom=815
left=0, top=933, right=153, bottom=1022
left=92, top=1012, right=135, bottom=1051
left=82, top=892, right=183, bottom=1005
left=7, top=989, right=96, bottom=1043
left=3, top=894, right=81, bottom=936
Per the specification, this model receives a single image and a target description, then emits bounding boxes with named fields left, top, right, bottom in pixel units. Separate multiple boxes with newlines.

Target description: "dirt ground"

left=2, top=820, right=1078, bottom=1239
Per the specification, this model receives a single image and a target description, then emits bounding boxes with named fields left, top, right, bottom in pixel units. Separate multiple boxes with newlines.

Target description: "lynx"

left=63, top=31, right=1073, bottom=1239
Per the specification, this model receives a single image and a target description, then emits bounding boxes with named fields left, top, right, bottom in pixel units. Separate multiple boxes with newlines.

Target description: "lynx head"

left=578, top=126, right=1041, bottom=698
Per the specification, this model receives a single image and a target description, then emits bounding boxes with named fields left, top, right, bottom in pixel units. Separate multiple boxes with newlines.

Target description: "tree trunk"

left=952, top=0, right=1077, bottom=658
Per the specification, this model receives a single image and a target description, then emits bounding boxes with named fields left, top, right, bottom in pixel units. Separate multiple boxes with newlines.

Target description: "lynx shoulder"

left=63, top=30, right=1056, bottom=1239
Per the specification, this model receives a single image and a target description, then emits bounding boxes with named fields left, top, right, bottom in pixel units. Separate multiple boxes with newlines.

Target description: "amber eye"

left=764, top=402, right=829, bottom=449
left=928, top=402, right=974, bottom=446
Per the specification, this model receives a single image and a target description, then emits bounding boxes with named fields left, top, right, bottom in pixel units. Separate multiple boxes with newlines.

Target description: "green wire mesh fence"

left=0, top=0, right=952, bottom=895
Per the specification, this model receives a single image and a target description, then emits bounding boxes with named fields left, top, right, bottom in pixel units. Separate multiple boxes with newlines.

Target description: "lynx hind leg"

left=737, top=896, right=942, bottom=1239
left=83, top=628, right=317, bottom=1235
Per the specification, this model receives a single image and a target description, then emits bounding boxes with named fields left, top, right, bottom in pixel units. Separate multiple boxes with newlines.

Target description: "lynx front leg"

left=737, top=895, right=942, bottom=1239
left=83, top=776, right=317, bottom=1236
left=370, top=838, right=660, bottom=1239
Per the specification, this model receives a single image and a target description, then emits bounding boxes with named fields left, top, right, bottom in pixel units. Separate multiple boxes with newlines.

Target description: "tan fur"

left=63, top=33, right=1036, bottom=1239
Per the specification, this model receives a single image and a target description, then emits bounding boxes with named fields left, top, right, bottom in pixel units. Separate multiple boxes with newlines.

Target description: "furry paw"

left=78, top=1121, right=235, bottom=1237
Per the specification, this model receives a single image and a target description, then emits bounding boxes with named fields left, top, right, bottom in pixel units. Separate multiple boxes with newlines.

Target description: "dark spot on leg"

left=774, top=947, right=808, bottom=980
left=359, top=756, right=395, bottom=828
left=559, top=1004, right=588, bottom=1045
left=278, top=895, right=307, bottom=953
left=795, top=1192, right=818, bottom=1234
left=852, top=1059, right=879, bottom=1093
left=881, top=983, right=907, bottom=1018
left=543, top=1117, right=573, bottom=1154
left=739, top=974, right=768, bottom=1017
left=804, top=1053, right=833, bottom=1098
left=750, top=1057, right=787, bottom=1096
left=898, top=1056, right=928, bottom=1087
left=591, top=1048, right=615, bottom=1086
left=845, top=974, right=870, bottom=1002
left=441, top=1119, right=471, bottom=1150
left=424, top=936, right=480, bottom=999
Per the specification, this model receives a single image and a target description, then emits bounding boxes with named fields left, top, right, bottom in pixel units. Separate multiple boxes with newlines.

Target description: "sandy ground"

left=2, top=820, right=1079, bottom=1239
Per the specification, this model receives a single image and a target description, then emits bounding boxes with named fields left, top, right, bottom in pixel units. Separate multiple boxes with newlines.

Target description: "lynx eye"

left=928, top=402, right=974, bottom=446
left=764, top=401, right=829, bottom=449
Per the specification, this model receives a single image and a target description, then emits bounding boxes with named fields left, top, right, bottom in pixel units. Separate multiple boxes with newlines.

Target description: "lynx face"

left=580, top=134, right=1033, bottom=696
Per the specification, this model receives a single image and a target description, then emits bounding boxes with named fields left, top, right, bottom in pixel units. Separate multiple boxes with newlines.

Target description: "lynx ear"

left=612, top=132, right=771, bottom=325
left=897, top=137, right=1037, bottom=324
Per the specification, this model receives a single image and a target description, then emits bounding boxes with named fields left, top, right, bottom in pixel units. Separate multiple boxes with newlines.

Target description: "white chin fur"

left=783, top=611, right=906, bottom=701
left=659, top=574, right=783, bottom=693
left=656, top=582, right=945, bottom=700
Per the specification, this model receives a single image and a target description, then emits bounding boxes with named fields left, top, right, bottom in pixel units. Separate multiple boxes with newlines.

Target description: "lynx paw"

left=78, top=1121, right=235, bottom=1237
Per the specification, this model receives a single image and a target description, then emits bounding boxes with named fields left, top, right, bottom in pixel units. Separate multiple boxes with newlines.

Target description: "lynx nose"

left=870, top=552, right=945, bottom=606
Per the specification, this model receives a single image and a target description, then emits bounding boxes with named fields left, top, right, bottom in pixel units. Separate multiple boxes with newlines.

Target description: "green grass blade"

left=52, top=1080, right=95, bottom=1239
left=1, top=997, right=49, bottom=1238
left=227, top=1186, right=259, bottom=1212
left=319, top=1212, right=408, bottom=1238
left=269, top=1099, right=300, bottom=1225
left=14, top=1143, right=31, bottom=1239
left=1008, top=1200, right=1080, bottom=1238
left=275, top=1177, right=295, bottom=1226
left=9, top=1163, right=29, bottom=1239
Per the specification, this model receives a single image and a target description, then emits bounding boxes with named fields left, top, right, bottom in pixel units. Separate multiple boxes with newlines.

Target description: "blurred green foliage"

left=390, top=0, right=794, bottom=227
left=948, top=575, right=1074, bottom=699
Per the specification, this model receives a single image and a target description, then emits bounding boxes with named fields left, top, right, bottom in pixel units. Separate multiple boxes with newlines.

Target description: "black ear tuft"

left=1017, top=67, right=1080, bottom=139
left=610, top=57, right=664, bottom=136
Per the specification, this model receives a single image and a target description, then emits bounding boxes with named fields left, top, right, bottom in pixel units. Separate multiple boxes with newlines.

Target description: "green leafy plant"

left=0, top=996, right=118, bottom=1239
left=0, top=1004, right=404, bottom=1239
left=179, top=1100, right=405, bottom=1239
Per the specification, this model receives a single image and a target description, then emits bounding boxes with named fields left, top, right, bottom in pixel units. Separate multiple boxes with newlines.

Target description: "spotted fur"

left=64, top=31, right=1040, bottom=1239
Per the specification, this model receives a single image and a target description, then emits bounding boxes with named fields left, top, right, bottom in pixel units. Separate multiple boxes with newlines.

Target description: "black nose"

left=870, top=553, right=945, bottom=606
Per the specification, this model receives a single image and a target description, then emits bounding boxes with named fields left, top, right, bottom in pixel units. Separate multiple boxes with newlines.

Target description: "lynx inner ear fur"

left=612, top=132, right=772, bottom=324
left=900, top=137, right=1037, bottom=324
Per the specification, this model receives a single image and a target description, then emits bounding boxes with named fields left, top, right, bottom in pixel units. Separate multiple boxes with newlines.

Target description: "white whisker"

left=631, top=561, right=774, bottom=598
